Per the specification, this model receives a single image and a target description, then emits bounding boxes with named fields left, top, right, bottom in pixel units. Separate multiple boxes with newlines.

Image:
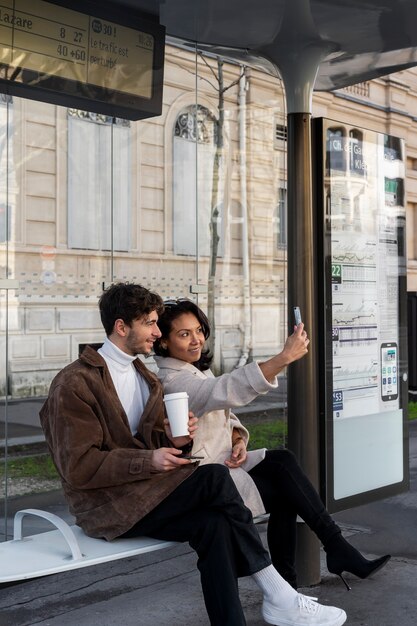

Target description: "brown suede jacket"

left=39, top=346, right=196, bottom=540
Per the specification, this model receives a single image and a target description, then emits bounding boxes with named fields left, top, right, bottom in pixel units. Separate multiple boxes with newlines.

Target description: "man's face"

left=123, top=311, right=162, bottom=356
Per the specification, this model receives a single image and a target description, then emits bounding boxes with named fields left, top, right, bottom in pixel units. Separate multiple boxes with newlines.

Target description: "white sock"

left=252, top=565, right=298, bottom=609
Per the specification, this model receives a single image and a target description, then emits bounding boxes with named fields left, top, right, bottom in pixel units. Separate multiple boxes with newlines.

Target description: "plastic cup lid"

left=163, top=392, right=189, bottom=401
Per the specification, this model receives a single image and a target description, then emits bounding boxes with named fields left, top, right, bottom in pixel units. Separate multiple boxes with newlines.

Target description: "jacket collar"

left=80, top=344, right=106, bottom=367
left=154, top=355, right=213, bottom=380
left=154, top=355, right=196, bottom=373
left=81, top=345, right=159, bottom=385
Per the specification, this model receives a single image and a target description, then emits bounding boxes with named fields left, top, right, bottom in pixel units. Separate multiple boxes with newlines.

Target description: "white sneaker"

left=262, top=593, right=347, bottom=626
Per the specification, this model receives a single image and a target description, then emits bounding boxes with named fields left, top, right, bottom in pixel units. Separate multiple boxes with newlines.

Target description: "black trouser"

left=121, top=464, right=271, bottom=626
left=249, top=449, right=340, bottom=586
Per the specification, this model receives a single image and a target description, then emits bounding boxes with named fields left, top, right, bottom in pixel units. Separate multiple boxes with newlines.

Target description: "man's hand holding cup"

left=163, top=391, right=197, bottom=447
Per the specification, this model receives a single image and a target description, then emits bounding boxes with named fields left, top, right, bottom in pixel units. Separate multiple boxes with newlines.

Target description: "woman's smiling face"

left=164, top=312, right=205, bottom=363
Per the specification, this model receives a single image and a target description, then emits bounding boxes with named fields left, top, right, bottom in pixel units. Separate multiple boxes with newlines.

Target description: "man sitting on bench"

left=40, top=282, right=346, bottom=626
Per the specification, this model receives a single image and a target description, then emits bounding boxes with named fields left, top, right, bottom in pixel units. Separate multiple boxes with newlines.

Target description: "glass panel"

left=188, top=49, right=288, bottom=445
left=0, top=40, right=288, bottom=539
left=0, top=98, right=133, bottom=538
left=0, top=95, right=14, bottom=536
left=193, top=51, right=288, bottom=369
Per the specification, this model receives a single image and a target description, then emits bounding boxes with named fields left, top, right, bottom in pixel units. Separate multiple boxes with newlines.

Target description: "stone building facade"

left=0, top=44, right=416, bottom=397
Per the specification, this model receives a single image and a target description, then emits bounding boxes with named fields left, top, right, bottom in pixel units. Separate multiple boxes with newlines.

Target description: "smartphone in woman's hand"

left=293, top=306, right=302, bottom=326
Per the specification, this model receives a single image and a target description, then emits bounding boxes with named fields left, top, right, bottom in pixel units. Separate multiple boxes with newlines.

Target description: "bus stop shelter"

left=121, top=0, right=416, bottom=584
left=1, top=0, right=415, bottom=586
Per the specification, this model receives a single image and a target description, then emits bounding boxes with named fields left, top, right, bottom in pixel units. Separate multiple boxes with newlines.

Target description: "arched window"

left=174, top=105, right=217, bottom=144
left=173, top=104, right=220, bottom=256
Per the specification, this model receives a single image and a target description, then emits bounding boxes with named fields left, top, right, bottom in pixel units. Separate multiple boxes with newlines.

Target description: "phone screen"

left=380, top=342, right=398, bottom=401
left=293, top=306, right=302, bottom=326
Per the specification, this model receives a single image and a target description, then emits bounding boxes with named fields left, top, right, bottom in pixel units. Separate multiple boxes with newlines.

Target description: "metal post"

left=256, top=0, right=335, bottom=586
left=287, top=112, right=321, bottom=586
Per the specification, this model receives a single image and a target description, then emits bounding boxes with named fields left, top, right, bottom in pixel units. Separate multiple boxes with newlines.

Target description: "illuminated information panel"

left=0, top=0, right=165, bottom=119
left=315, top=118, right=409, bottom=512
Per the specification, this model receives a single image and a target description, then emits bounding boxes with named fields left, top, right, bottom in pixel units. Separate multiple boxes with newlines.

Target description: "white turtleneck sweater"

left=98, top=338, right=150, bottom=434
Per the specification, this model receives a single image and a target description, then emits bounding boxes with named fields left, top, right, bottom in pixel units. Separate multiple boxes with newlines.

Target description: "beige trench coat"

left=155, top=356, right=279, bottom=518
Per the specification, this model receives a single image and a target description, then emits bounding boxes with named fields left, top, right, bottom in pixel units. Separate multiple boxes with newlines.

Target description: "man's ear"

left=114, top=318, right=127, bottom=337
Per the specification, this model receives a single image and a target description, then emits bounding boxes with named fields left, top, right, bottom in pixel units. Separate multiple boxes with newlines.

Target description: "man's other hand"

left=151, top=447, right=194, bottom=472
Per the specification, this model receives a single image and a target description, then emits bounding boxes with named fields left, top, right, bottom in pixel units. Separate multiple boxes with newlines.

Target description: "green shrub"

left=409, top=401, right=417, bottom=420
left=247, top=420, right=287, bottom=450
left=0, top=454, right=58, bottom=480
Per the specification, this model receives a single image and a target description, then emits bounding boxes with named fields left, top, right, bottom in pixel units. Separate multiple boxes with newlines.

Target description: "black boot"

left=324, top=533, right=391, bottom=590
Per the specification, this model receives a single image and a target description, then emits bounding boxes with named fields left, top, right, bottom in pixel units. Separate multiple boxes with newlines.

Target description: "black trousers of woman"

left=249, top=449, right=340, bottom=588
left=121, top=464, right=271, bottom=626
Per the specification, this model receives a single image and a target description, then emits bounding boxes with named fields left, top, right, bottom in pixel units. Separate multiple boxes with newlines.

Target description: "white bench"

left=0, top=508, right=269, bottom=584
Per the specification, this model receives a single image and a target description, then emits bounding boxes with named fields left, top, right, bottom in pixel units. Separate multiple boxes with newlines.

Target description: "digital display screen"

left=0, top=0, right=165, bottom=120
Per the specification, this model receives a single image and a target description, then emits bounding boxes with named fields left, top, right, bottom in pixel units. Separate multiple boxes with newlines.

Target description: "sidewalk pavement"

left=0, top=395, right=416, bottom=625
left=0, top=479, right=416, bottom=626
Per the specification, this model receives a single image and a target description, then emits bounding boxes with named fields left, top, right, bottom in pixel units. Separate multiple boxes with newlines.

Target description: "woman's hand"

left=259, top=322, right=310, bottom=381
left=281, top=322, right=310, bottom=364
left=225, top=438, right=247, bottom=468
left=164, top=413, right=198, bottom=448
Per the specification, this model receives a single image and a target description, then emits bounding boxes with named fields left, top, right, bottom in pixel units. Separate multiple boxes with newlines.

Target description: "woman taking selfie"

left=153, top=298, right=390, bottom=590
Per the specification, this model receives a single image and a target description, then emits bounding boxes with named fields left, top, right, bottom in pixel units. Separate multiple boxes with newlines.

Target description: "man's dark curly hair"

left=153, top=299, right=213, bottom=371
left=99, top=282, right=164, bottom=336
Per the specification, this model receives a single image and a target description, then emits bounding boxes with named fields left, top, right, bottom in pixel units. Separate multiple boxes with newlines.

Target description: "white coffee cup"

left=163, top=392, right=189, bottom=437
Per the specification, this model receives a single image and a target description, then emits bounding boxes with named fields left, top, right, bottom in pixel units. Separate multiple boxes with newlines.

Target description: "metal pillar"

left=287, top=112, right=320, bottom=586
left=257, top=0, right=336, bottom=585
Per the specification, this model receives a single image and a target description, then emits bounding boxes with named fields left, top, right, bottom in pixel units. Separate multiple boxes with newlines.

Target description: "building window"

left=384, top=134, right=403, bottom=162
left=385, top=177, right=404, bottom=207
left=349, top=129, right=365, bottom=176
left=326, top=127, right=346, bottom=173
left=274, top=123, right=287, bottom=149
left=67, top=110, right=131, bottom=251
left=175, top=105, right=218, bottom=143
left=0, top=95, right=15, bottom=243
left=274, top=187, right=287, bottom=248
left=0, top=203, right=11, bottom=243
left=173, top=104, right=220, bottom=256
left=410, top=204, right=417, bottom=260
